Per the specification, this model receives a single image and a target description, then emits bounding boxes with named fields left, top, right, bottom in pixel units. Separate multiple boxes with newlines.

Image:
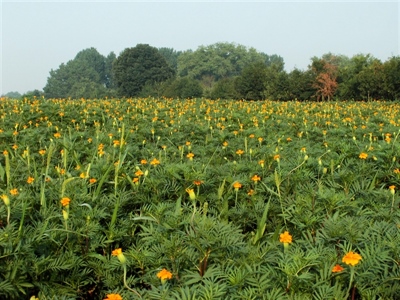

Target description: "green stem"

left=347, top=266, right=355, bottom=297
left=123, top=264, right=141, bottom=298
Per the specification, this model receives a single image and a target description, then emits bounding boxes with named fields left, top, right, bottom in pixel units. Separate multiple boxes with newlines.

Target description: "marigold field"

left=1, top=97, right=400, bottom=300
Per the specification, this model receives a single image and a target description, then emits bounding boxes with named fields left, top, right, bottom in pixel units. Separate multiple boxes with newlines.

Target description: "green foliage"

left=0, top=98, right=400, bottom=299
left=113, top=44, right=175, bottom=97
left=163, top=77, right=203, bottom=99
left=43, top=47, right=114, bottom=99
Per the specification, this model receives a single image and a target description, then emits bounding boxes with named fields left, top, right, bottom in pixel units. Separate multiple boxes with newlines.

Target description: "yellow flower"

left=258, top=160, right=265, bottom=168
left=273, top=154, right=280, bottom=161
left=135, top=170, right=144, bottom=177
left=157, top=268, right=173, bottom=283
left=27, top=176, right=35, bottom=184
left=186, top=188, right=196, bottom=201
left=1, top=194, right=10, bottom=206
left=104, top=293, right=122, bottom=300
left=141, top=159, right=147, bottom=165
left=186, top=152, right=195, bottom=160
left=39, top=149, right=46, bottom=156
left=251, top=174, right=261, bottom=182
left=389, top=185, right=396, bottom=195
left=150, top=158, right=160, bottom=166
left=332, top=264, right=344, bottom=273
left=111, top=248, right=126, bottom=265
left=54, top=132, right=61, bottom=138
left=60, top=197, right=71, bottom=207
left=359, top=152, right=368, bottom=159
left=10, top=189, right=18, bottom=196
left=233, top=181, right=242, bottom=191
left=279, top=231, right=292, bottom=244
left=342, top=251, right=362, bottom=266
left=236, top=149, right=244, bottom=156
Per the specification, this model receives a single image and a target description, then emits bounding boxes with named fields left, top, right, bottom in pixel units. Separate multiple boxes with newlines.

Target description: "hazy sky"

left=1, top=0, right=399, bottom=95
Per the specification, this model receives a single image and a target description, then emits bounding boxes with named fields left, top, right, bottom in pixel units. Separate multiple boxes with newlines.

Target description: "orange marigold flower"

left=394, top=168, right=400, bottom=174
left=135, top=170, right=144, bottom=177
left=89, top=178, right=97, bottom=184
left=193, top=180, right=203, bottom=186
left=279, top=231, right=292, bottom=244
left=359, top=152, right=368, bottom=159
left=104, top=293, right=122, bottom=300
left=236, top=149, right=244, bottom=155
left=332, top=264, right=344, bottom=273
left=342, top=251, right=362, bottom=266
left=141, top=159, right=147, bottom=165
left=27, top=176, right=35, bottom=184
left=247, top=189, right=254, bottom=196
left=3, top=150, right=9, bottom=156
left=389, top=185, right=396, bottom=195
left=258, top=160, right=265, bottom=168
left=111, top=248, right=126, bottom=264
left=60, top=197, right=71, bottom=207
left=273, top=154, right=280, bottom=161
left=251, top=175, right=261, bottom=182
left=157, top=268, right=173, bottom=281
left=10, top=188, right=18, bottom=196
left=222, top=141, right=228, bottom=148
left=54, top=132, right=61, bottom=138
left=187, top=152, right=195, bottom=160
left=150, top=158, right=160, bottom=166
left=233, top=181, right=242, bottom=190
left=39, top=149, right=46, bottom=156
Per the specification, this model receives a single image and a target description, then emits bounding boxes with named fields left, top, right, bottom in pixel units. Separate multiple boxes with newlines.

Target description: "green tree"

left=43, top=59, right=105, bottom=98
left=210, top=77, right=237, bottom=99
left=105, top=52, right=117, bottom=89
left=234, top=63, right=267, bottom=100
left=158, top=47, right=182, bottom=72
left=177, top=42, right=268, bottom=85
left=113, top=44, right=175, bottom=97
left=43, top=47, right=111, bottom=98
left=382, top=56, right=400, bottom=100
left=287, top=69, right=315, bottom=101
left=336, top=54, right=375, bottom=100
left=3, top=91, right=22, bottom=98
left=163, top=77, right=203, bottom=99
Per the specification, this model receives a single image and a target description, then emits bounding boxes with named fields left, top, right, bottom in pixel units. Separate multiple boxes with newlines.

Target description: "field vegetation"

left=0, top=97, right=399, bottom=299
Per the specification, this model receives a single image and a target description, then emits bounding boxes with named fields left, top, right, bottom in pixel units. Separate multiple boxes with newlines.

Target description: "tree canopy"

left=113, top=44, right=175, bottom=97
left=36, top=43, right=400, bottom=101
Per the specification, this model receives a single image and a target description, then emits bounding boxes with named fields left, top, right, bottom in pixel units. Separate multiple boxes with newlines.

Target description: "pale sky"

left=1, top=0, right=399, bottom=95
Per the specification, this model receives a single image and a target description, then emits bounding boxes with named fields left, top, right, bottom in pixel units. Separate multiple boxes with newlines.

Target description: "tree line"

left=12, top=42, right=400, bottom=100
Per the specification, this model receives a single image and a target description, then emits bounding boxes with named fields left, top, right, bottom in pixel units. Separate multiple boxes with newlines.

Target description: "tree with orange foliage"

left=311, top=56, right=338, bottom=101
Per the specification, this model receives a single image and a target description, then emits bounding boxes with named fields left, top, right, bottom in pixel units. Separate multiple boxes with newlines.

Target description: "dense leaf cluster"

left=0, top=98, right=399, bottom=299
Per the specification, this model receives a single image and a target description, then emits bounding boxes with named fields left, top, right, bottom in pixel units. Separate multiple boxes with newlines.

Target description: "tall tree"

left=310, top=55, right=338, bottom=101
left=382, top=56, right=400, bottom=100
left=43, top=47, right=110, bottom=98
left=158, top=47, right=182, bottom=72
left=113, top=44, right=174, bottom=97
left=177, top=42, right=268, bottom=83
left=234, top=62, right=267, bottom=100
